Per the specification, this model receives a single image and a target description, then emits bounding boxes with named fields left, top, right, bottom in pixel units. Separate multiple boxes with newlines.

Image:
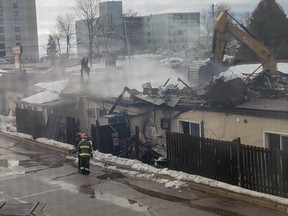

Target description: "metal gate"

left=15, top=108, right=44, bottom=138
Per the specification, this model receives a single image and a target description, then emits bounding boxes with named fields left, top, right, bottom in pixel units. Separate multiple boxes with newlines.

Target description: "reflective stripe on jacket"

left=77, top=139, right=92, bottom=157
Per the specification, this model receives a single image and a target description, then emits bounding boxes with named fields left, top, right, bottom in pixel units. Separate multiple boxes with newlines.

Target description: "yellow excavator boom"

left=211, top=10, right=277, bottom=74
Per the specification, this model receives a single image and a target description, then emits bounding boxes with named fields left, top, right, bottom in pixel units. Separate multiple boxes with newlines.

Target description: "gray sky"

left=36, top=0, right=288, bottom=34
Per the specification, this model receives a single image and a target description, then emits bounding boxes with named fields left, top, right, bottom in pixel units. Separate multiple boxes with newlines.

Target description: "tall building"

left=99, top=1, right=125, bottom=53
left=0, top=0, right=39, bottom=61
left=124, top=16, right=144, bottom=52
left=76, top=1, right=125, bottom=57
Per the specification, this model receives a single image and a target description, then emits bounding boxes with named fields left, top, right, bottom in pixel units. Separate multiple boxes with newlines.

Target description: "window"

left=0, top=2, right=2, bottom=8
left=13, top=2, right=18, bottom=8
left=0, top=27, right=3, bottom=33
left=173, top=14, right=183, bottom=19
left=14, top=18, right=19, bottom=25
left=265, top=132, right=288, bottom=151
left=98, top=109, right=108, bottom=117
left=179, top=121, right=201, bottom=137
left=0, top=10, right=3, bottom=17
left=15, top=34, right=20, bottom=40
left=146, top=18, right=150, bottom=22
left=15, top=26, right=20, bottom=33
left=87, top=108, right=95, bottom=117
left=0, top=18, right=3, bottom=25
left=148, top=39, right=151, bottom=44
left=0, top=35, right=5, bottom=41
left=147, top=32, right=151, bottom=37
left=14, top=11, right=19, bottom=17
left=0, top=43, right=4, bottom=49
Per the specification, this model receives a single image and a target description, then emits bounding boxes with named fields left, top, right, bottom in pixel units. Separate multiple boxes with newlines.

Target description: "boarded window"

left=179, top=120, right=201, bottom=137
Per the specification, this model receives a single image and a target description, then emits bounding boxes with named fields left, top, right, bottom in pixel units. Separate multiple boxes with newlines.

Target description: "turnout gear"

left=77, top=136, right=93, bottom=175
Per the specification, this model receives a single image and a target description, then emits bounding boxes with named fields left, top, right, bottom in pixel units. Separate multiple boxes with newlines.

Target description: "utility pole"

left=211, top=3, right=218, bottom=19
left=123, top=16, right=130, bottom=63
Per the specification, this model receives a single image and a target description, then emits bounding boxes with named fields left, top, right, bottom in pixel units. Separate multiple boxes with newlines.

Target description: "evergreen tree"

left=46, top=34, right=57, bottom=64
left=236, top=0, right=288, bottom=61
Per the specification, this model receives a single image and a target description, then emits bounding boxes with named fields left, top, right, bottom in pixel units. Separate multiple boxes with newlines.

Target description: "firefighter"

left=77, top=132, right=93, bottom=175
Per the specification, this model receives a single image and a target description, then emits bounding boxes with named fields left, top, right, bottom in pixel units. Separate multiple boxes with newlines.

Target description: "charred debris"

left=102, top=69, right=288, bottom=166
left=114, top=70, right=288, bottom=111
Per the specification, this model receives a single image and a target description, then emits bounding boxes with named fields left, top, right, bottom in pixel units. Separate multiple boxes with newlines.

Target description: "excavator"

left=211, top=10, right=277, bottom=75
left=201, top=10, right=283, bottom=106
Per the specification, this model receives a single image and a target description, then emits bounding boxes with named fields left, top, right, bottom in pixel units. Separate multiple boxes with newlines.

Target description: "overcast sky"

left=36, top=0, right=288, bottom=34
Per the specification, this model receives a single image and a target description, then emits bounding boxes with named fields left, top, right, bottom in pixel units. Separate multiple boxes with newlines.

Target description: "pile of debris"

left=245, top=71, right=288, bottom=99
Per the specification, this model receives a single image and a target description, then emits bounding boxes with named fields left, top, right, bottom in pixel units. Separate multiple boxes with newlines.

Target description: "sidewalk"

left=2, top=131, right=288, bottom=213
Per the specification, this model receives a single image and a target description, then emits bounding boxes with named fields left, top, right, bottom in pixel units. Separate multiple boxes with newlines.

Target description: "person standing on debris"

left=84, top=57, right=90, bottom=77
left=80, top=57, right=85, bottom=79
left=80, top=57, right=90, bottom=81
left=77, top=132, right=93, bottom=175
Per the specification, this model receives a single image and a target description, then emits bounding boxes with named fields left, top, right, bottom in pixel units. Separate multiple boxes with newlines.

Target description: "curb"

left=188, top=181, right=288, bottom=213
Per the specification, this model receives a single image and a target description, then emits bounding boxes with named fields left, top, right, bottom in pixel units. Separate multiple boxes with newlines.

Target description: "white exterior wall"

left=4, top=90, right=24, bottom=115
left=172, top=110, right=288, bottom=148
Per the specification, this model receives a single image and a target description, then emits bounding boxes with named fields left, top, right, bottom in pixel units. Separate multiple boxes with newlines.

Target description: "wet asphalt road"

left=0, top=135, right=286, bottom=216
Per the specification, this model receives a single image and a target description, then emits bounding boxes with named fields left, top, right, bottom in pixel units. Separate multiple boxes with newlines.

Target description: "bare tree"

left=201, top=8, right=214, bottom=38
left=201, top=3, right=232, bottom=38
left=56, top=14, right=75, bottom=59
left=123, top=8, right=138, bottom=17
left=74, top=0, right=100, bottom=67
left=237, top=12, right=252, bottom=27
left=53, top=33, right=62, bottom=58
left=49, top=29, right=62, bottom=58
left=97, top=16, right=125, bottom=53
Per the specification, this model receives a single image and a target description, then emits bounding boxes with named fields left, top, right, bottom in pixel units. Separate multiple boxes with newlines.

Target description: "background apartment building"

left=141, top=13, right=200, bottom=51
left=76, top=1, right=200, bottom=56
left=0, top=0, right=39, bottom=61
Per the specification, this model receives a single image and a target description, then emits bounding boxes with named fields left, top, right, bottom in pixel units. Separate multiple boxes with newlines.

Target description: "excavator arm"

left=211, top=10, right=277, bottom=74
left=108, top=86, right=130, bottom=115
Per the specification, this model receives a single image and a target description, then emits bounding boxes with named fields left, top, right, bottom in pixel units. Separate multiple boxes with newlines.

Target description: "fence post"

left=135, top=126, right=140, bottom=159
left=235, top=137, right=242, bottom=187
left=276, top=149, right=283, bottom=197
left=95, top=120, right=100, bottom=151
